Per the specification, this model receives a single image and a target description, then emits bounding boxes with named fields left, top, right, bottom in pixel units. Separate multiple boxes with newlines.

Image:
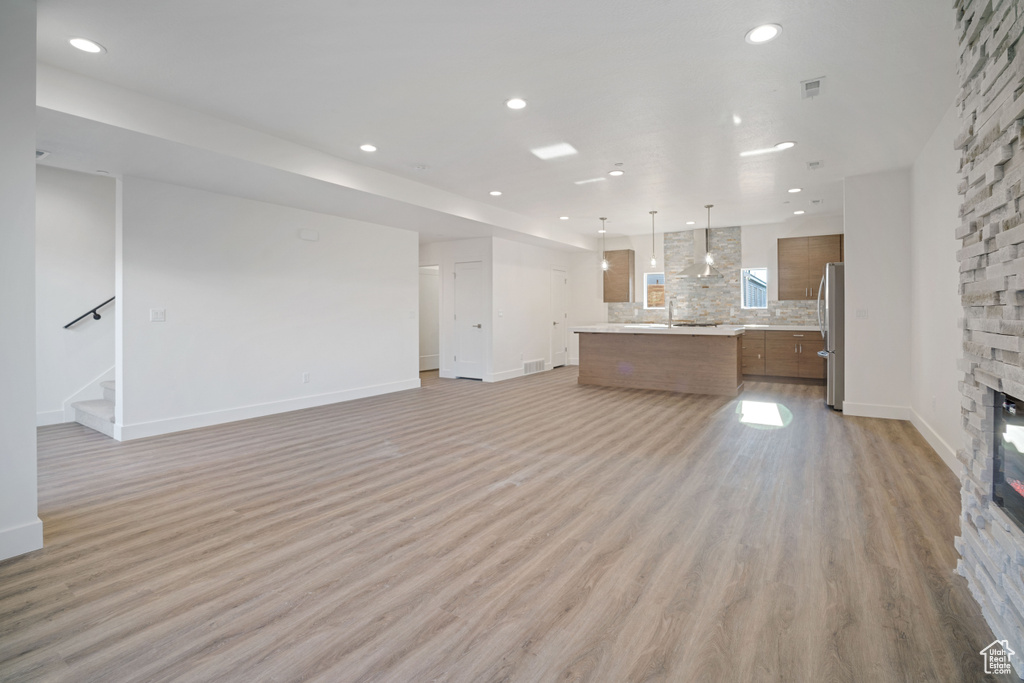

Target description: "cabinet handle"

left=793, top=334, right=804, bottom=337
left=799, top=343, right=803, bottom=353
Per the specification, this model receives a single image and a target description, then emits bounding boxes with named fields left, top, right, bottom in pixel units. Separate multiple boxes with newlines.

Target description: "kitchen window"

left=644, top=273, right=665, bottom=309
left=741, top=268, right=768, bottom=309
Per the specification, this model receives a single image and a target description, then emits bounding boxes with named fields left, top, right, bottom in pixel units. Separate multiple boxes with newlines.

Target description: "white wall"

left=419, top=266, right=440, bottom=371
left=491, top=238, right=571, bottom=380
left=844, top=168, right=913, bottom=418
left=0, top=0, right=43, bottom=561
left=36, top=167, right=116, bottom=424
left=117, top=176, right=420, bottom=440
left=568, top=251, right=608, bottom=364
left=741, top=215, right=845, bottom=301
left=419, top=238, right=493, bottom=380
left=909, top=105, right=961, bottom=471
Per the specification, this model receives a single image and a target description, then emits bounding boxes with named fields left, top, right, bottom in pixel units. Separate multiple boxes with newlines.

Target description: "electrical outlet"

left=302, top=372, right=310, bottom=384
left=856, top=308, right=869, bottom=319
left=149, top=309, right=166, bottom=322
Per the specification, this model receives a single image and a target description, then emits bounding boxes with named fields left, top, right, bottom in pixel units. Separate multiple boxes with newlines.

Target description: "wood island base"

left=576, top=332, right=744, bottom=397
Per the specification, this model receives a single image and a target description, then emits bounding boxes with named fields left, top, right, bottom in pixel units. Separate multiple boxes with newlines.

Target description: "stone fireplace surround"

left=956, top=0, right=1024, bottom=676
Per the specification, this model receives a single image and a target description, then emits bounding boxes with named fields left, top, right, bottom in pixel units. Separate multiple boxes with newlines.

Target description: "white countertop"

left=571, top=323, right=821, bottom=336
left=571, top=324, right=746, bottom=337
left=742, top=324, right=820, bottom=332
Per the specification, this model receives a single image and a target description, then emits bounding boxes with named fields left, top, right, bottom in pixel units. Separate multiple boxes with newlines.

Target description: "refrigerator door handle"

left=817, top=272, right=826, bottom=339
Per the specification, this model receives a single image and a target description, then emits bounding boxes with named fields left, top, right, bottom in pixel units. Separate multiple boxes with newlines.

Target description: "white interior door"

left=454, top=261, right=484, bottom=379
left=551, top=268, right=568, bottom=368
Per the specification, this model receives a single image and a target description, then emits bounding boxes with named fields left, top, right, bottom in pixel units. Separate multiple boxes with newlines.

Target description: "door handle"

left=472, top=324, right=482, bottom=328
left=553, top=321, right=559, bottom=326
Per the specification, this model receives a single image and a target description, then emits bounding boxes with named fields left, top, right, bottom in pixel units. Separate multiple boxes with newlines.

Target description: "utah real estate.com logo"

left=981, top=639, right=1015, bottom=676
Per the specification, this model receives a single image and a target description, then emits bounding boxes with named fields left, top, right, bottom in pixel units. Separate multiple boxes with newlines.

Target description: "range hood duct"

left=681, top=205, right=723, bottom=279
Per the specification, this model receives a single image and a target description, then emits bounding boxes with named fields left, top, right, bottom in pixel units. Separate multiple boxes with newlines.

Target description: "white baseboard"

left=909, top=409, right=959, bottom=475
left=419, top=354, right=439, bottom=371
left=487, top=368, right=525, bottom=383
left=118, top=378, right=421, bottom=441
left=36, top=410, right=66, bottom=427
left=569, top=356, right=579, bottom=366
left=0, top=518, right=43, bottom=562
left=841, top=402, right=911, bottom=420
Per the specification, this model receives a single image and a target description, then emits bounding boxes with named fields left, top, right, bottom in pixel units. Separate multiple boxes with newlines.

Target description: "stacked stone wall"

left=955, top=0, right=1024, bottom=675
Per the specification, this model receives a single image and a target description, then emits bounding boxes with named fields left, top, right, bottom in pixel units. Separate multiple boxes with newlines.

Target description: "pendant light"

left=681, top=204, right=723, bottom=279
left=599, top=217, right=609, bottom=271
left=649, top=211, right=658, bottom=268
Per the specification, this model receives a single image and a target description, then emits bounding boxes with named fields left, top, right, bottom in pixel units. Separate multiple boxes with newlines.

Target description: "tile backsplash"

left=607, top=226, right=819, bottom=325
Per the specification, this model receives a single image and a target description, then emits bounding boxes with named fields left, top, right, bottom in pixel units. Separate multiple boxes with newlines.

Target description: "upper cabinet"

left=777, top=235, right=843, bottom=300
left=603, top=249, right=635, bottom=303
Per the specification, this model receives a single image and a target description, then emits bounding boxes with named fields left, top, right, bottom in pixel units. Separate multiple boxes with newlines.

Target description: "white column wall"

left=118, top=177, right=420, bottom=440
left=909, top=105, right=962, bottom=472
left=843, top=168, right=913, bottom=418
left=0, top=0, right=43, bottom=561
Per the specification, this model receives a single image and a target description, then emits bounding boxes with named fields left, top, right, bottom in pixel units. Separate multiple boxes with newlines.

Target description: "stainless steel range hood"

left=681, top=205, right=723, bottom=279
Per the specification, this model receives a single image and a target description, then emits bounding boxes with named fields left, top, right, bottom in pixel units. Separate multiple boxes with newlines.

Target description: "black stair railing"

left=64, top=297, right=115, bottom=329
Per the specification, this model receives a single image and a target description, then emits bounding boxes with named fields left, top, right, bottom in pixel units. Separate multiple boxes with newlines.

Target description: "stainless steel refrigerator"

left=817, top=262, right=844, bottom=410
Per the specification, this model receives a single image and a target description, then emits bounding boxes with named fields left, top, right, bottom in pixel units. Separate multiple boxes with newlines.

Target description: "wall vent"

left=523, top=360, right=545, bottom=375
left=807, top=160, right=825, bottom=171
left=801, top=76, right=825, bottom=99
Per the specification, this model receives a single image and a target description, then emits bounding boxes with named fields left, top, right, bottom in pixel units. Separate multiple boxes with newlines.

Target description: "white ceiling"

left=35, top=0, right=956, bottom=242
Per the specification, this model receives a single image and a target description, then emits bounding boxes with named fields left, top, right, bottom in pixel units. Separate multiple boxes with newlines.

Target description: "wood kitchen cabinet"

left=764, top=330, right=825, bottom=379
left=741, top=330, right=766, bottom=375
left=603, top=249, right=635, bottom=303
left=778, top=235, right=843, bottom=300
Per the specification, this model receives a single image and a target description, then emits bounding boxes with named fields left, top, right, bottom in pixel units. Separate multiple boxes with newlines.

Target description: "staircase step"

left=101, top=380, right=116, bottom=403
left=73, top=399, right=115, bottom=438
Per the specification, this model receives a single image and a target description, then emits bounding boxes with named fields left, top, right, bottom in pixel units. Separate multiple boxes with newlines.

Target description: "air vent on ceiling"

left=801, top=76, right=825, bottom=99
left=807, top=160, right=825, bottom=171
left=523, top=359, right=545, bottom=375
left=35, top=150, right=50, bottom=161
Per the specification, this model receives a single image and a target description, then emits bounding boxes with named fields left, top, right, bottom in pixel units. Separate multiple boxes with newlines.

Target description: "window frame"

left=741, top=267, right=768, bottom=309
left=643, top=272, right=666, bottom=309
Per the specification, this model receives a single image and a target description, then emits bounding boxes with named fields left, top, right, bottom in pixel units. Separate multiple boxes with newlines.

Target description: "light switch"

left=150, top=308, right=166, bottom=322
left=856, top=308, right=869, bottom=319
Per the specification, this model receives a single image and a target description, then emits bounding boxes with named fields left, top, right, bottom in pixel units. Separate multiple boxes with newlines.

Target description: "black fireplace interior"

left=995, top=392, right=1024, bottom=532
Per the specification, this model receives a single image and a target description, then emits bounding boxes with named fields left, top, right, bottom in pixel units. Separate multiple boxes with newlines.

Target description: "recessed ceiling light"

left=745, top=24, right=782, bottom=45
left=686, top=221, right=696, bottom=225
left=489, top=191, right=502, bottom=196
left=598, top=229, right=606, bottom=234
left=69, top=37, right=105, bottom=53
left=732, top=114, right=743, bottom=126
left=794, top=210, right=806, bottom=215
left=574, top=177, right=606, bottom=185
left=774, top=141, right=796, bottom=150
left=506, top=98, right=527, bottom=110
left=360, top=144, right=377, bottom=152
left=788, top=187, right=802, bottom=193
left=608, top=170, right=625, bottom=177
left=559, top=216, right=570, bottom=220
left=531, top=143, right=578, bottom=160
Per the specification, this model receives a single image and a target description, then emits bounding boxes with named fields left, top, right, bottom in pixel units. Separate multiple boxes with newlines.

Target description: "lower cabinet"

left=741, top=330, right=766, bottom=375
left=743, top=330, right=826, bottom=380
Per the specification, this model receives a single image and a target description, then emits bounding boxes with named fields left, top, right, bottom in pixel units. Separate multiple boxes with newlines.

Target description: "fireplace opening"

left=995, top=392, right=1024, bottom=531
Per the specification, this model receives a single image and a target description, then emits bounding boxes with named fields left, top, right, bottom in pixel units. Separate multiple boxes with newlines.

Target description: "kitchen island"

left=571, top=324, right=745, bottom=396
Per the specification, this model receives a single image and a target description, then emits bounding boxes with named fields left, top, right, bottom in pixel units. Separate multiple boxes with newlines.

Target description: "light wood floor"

left=0, top=368, right=1009, bottom=682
